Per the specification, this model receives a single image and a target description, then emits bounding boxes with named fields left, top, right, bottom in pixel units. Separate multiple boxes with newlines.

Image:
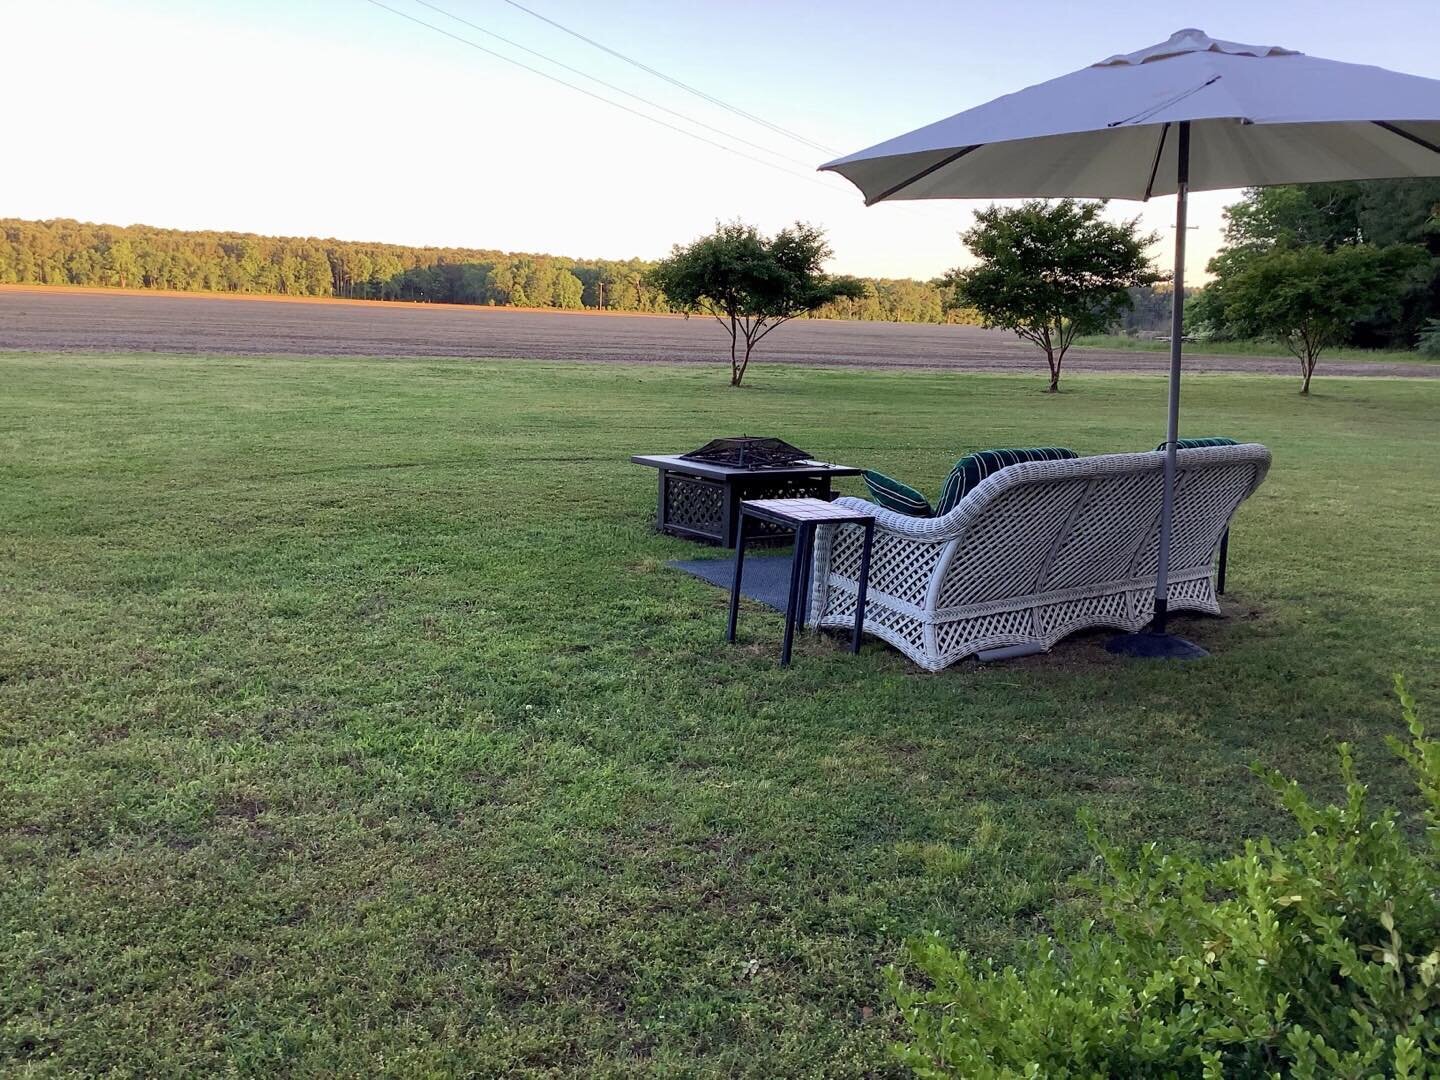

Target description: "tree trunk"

left=1044, top=347, right=1060, bottom=392
left=734, top=337, right=754, bottom=387
left=1300, top=355, right=1315, bottom=395
left=730, top=324, right=742, bottom=386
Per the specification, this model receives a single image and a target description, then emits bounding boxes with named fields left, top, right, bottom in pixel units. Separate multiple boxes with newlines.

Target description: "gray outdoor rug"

left=667, top=555, right=793, bottom=613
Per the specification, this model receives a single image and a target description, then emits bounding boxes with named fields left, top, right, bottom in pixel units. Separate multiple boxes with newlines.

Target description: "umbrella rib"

left=1372, top=121, right=1440, bottom=155
left=865, top=145, right=981, bottom=205
left=1142, top=122, right=1171, bottom=201
left=1107, top=75, right=1221, bottom=128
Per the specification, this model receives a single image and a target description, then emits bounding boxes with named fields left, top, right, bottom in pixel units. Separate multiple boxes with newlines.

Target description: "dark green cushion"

left=936, top=447, right=1078, bottom=516
left=1155, top=436, right=1239, bottom=450
left=862, top=470, right=933, bottom=517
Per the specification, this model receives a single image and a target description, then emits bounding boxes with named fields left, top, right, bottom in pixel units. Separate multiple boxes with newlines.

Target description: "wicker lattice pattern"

left=808, top=445, right=1271, bottom=671
left=936, top=484, right=1083, bottom=608
left=1042, top=469, right=1163, bottom=590
left=1131, top=464, right=1256, bottom=576
left=829, top=524, right=946, bottom=601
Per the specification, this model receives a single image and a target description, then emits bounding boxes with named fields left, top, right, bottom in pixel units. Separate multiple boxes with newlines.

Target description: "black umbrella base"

left=1105, top=631, right=1209, bottom=660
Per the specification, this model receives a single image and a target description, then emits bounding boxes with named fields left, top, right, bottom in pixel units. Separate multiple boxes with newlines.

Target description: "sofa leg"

left=851, top=521, right=875, bottom=654
left=975, top=643, right=1048, bottom=663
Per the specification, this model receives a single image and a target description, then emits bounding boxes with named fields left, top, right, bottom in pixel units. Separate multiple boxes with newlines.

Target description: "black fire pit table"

left=632, top=450, right=862, bottom=548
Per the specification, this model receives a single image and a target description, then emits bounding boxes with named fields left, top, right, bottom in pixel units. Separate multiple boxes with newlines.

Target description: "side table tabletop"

left=726, top=498, right=876, bottom=666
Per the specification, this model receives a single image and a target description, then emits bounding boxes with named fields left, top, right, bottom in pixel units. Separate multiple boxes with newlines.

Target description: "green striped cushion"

left=936, top=447, right=1077, bottom=516
left=862, top=470, right=934, bottom=517
left=1155, top=436, right=1239, bottom=450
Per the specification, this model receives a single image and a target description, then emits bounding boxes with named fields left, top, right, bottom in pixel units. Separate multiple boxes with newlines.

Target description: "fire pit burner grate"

left=680, top=436, right=812, bottom=470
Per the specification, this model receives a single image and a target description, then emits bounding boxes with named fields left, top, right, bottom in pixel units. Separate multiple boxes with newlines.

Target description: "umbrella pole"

left=1107, top=120, right=1207, bottom=660
left=1152, top=120, right=1189, bottom=635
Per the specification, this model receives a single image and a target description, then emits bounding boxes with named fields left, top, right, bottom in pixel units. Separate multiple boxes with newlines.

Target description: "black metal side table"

left=726, top=498, right=876, bottom=666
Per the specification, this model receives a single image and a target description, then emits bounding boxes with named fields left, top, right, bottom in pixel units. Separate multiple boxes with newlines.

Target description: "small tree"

left=649, top=221, right=863, bottom=386
left=1418, top=318, right=1440, bottom=357
left=949, top=200, right=1161, bottom=391
left=1219, top=244, right=1430, bottom=393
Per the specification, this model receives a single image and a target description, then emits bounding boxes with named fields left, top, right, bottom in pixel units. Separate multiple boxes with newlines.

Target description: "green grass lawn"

left=2, top=353, right=1437, bottom=1076
left=1073, top=332, right=1437, bottom=364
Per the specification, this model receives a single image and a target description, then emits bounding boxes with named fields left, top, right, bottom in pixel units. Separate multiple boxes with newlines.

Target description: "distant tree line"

left=0, top=218, right=991, bottom=324
left=812, top=276, right=984, bottom=325
left=0, top=218, right=668, bottom=313
left=1114, top=284, right=1195, bottom=334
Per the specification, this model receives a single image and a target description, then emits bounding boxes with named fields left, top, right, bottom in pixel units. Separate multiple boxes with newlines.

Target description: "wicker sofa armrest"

left=830, top=495, right=961, bottom=541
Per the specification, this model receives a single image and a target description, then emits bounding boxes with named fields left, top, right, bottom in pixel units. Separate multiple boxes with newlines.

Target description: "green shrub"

left=892, top=679, right=1439, bottom=1078
left=1417, top=319, right=1440, bottom=358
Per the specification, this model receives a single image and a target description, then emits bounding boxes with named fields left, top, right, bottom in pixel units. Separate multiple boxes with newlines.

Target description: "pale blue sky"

left=6, top=0, right=1437, bottom=279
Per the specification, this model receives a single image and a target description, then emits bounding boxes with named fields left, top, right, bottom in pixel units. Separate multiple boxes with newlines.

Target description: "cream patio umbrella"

left=820, top=28, right=1440, bottom=656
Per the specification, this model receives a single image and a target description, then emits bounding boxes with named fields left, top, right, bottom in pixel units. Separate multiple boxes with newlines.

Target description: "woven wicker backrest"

left=931, top=445, right=1270, bottom=610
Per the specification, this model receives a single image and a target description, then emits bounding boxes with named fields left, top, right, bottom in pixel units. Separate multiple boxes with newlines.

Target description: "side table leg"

left=795, top=524, right=814, bottom=631
left=781, top=524, right=807, bottom=666
left=722, top=481, right=737, bottom=548
left=726, top=513, right=749, bottom=643
left=852, top=521, right=875, bottom=654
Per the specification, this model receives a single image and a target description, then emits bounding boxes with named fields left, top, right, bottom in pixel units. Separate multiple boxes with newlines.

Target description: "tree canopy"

left=648, top=221, right=864, bottom=386
left=949, top=200, right=1161, bottom=391
left=1196, top=181, right=1440, bottom=349
left=1223, top=180, right=1440, bottom=253
left=1214, top=244, right=1430, bottom=393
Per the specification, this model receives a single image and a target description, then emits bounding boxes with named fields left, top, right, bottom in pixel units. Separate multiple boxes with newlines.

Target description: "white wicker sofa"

left=808, top=444, right=1270, bottom=670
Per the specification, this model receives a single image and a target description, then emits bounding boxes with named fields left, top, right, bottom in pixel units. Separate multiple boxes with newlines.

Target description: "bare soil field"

left=1, top=285, right=1433, bottom=377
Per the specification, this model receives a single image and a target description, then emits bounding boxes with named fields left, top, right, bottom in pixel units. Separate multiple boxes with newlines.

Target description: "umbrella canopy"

left=820, top=29, right=1440, bottom=656
left=821, top=28, right=1440, bottom=203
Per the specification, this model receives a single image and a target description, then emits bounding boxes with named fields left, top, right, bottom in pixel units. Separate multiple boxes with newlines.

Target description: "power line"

left=493, top=0, right=841, bottom=157
left=361, top=0, right=847, bottom=193
left=474, top=4, right=945, bottom=226
left=363, top=0, right=942, bottom=225
left=407, top=0, right=818, bottom=169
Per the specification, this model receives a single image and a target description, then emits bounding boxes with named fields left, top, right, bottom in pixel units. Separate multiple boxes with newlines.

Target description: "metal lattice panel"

left=664, top=476, right=724, bottom=536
